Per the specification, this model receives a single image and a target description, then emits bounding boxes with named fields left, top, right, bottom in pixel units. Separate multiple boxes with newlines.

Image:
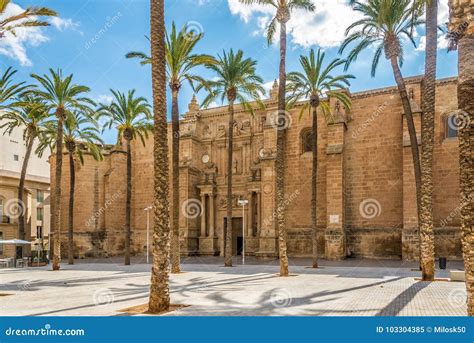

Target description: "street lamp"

left=238, top=199, right=249, bottom=265
left=144, top=206, right=153, bottom=264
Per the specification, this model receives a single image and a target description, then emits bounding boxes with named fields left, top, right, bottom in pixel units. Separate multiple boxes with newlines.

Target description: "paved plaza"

left=0, top=257, right=467, bottom=316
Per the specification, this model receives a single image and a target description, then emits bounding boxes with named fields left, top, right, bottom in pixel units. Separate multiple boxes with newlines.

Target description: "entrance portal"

left=223, top=217, right=243, bottom=256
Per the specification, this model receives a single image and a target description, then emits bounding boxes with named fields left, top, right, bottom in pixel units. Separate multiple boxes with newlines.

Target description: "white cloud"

left=229, top=0, right=450, bottom=49
left=414, top=0, right=451, bottom=52
left=0, top=2, right=80, bottom=66
left=416, top=34, right=450, bottom=51
left=438, top=0, right=449, bottom=25
left=49, top=17, right=81, bottom=34
left=228, top=0, right=364, bottom=48
left=263, top=79, right=276, bottom=94
left=96, top=94, right=114, bottom=104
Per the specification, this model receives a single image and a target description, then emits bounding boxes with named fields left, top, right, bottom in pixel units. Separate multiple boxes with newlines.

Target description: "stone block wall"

left=50, top=77, right=462, bottom=261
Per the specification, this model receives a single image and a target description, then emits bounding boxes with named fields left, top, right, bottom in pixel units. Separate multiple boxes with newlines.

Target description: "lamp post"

left=238, top=199, right=248, bottom=265
left=144, top=206, right=153, bottom=264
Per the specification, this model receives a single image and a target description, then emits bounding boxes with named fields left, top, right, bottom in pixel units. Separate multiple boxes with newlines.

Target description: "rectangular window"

left=37, top=190, right=44, bottom=203
left=13, top=154, right=19, bottom=161
left=36, top=226, right=43, bottom=239
left=0, top=232, right=3, bottom=254
left=37, top=207, right=44, bottom=221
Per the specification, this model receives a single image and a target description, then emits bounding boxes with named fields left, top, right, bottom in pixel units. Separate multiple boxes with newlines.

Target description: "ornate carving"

left=259, top=148, right=275, bottom=159
left=179, top=156, right=192, bottom=167
left=240, top=119, right=251, bottom=135
left=180, top=122, right=196, bottom=137
left=217, top=124, right=226, bottom=138
left=218, top=194, right=242, bottom=209
left=202, top=124, right=212, bottom=138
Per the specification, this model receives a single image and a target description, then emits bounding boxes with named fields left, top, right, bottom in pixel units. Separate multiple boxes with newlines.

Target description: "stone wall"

left=50, top=77, right=462, bottom=261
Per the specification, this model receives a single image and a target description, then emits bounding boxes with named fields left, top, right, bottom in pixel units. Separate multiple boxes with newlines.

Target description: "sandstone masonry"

left=50, top=76, right=462, bottom=261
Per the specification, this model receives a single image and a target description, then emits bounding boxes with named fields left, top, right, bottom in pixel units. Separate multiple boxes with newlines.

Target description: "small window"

left=37, top=207, right=44, bottom=221
left=301, top=129, right=314, bottom=154
left=37, top=190, right=44, bottom=203
left=36, top=226, right=43, bottom=239
left=13, top=154, right=19, bottom=161
left=446, top=114, right=459, bottom=138
left=0, top=232, right=3, bottom=253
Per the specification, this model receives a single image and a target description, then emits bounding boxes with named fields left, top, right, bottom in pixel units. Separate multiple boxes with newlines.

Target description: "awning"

left=0, top=239, right=32, bottom=245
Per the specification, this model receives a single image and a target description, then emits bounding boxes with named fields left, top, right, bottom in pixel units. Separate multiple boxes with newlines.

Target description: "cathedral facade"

left=51, top=76, right=463, bottom=261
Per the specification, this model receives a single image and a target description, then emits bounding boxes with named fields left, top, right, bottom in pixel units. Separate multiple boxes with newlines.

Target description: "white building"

left=0, top=117, right=51, bottom=260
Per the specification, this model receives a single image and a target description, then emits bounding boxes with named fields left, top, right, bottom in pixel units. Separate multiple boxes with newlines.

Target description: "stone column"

left=325, top=117, right=347, bottom=260
left=209, top=194, right=215, bottom=237
left=200, top=194, right=206, bottom=237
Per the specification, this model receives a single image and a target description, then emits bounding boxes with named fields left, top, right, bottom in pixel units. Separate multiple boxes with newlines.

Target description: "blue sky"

left=0, top=0, right=458, bottom=143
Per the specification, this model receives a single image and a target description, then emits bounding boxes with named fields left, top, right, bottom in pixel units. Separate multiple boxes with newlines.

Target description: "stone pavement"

left=0, top=257, right=467, bottom=316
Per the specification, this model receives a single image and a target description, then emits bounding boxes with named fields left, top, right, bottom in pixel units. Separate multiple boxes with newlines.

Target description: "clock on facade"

left=201, top=154, right=210, bottom=164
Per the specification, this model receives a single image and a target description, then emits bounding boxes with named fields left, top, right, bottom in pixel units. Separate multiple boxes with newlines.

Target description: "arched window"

left=446, top=114, right=459, bottom=138
left=301, top=129, right=314, bottom=154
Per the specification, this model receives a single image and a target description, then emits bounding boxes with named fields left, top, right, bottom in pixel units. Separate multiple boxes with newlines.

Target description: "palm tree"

left=448, top=0, right=473, bottom=316
left=0, top=67, right=33, bottom=242
left=126, top=23, right=214, bottom=274
left=0, top=67, right=29, bottom=108
left=0, top=0, right=57, bottom=38
left=418, top=0, right=438, bottom=281
left=98, top=89, right=152, bottom=266
left=199, top=49, right=265, bottom=267
left=148, top=0, right=170, bottom=314
left=239, top=0, right=315, bottom=277
left=341, top=0, right=424, bottom=251
left=31, top=69, right=95, bottom=271
left=287, top=49, right=354, bottom=269
left=0, top=94, right=48, bottom=243
left=38, top=111, right=103, bottom=265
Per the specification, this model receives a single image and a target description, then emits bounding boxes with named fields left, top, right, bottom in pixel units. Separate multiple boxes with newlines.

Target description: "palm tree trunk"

left=17, top=133, right=35, bottom=241
left=276, top=19, right=289, bottom=277
left=225, top=100, right=235, bottom=267
left=419, top=0, right=437, bottom=281
left=458, top=34, right=474, bottom=316
left=311, top=107, right=318, bottom=268
left=52, top=111, right=64, bottom=271
left=67, top=149, right=75, bottom=265
left=125, top=138, right=132, bottom=266
left=389, top=56, right=422, bottom=225
left=170, top=87, right=181, bottom=273
left=148, top=0, right=171, bottom=314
